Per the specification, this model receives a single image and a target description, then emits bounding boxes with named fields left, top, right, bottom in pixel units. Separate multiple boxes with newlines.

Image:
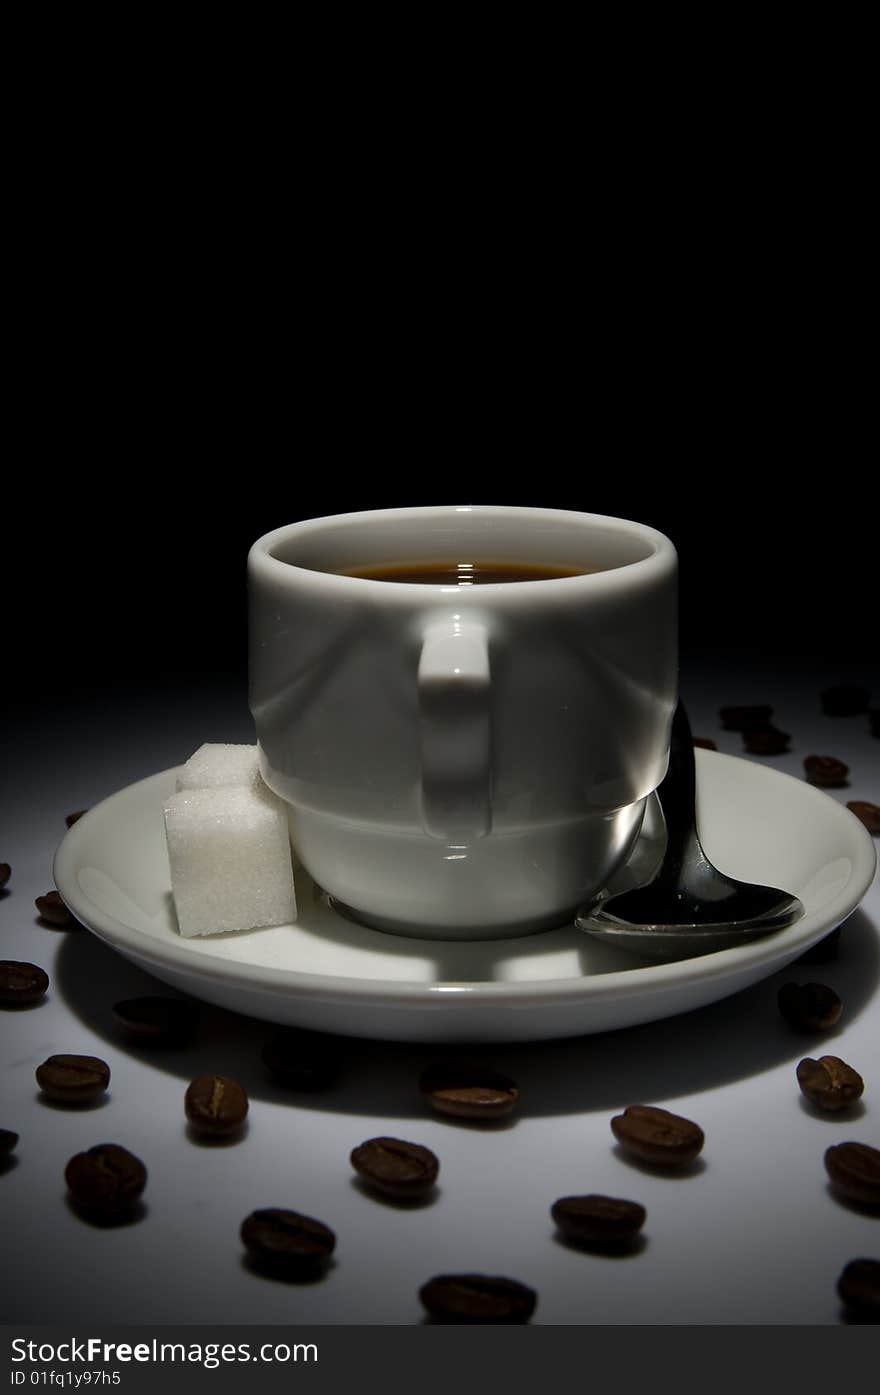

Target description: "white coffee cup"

left=248, top=505, right=677, bottom=939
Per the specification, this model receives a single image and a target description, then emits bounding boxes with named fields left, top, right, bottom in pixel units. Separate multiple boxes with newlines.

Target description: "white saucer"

left=53, top=753, right=876, bottom=1043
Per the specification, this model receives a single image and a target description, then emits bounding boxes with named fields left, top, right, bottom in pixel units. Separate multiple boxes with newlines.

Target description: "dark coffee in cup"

left=341, top=560, right=594, bottom=585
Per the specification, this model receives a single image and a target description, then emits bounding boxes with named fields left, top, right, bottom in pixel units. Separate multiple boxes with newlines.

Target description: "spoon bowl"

left=576, top=703, right=804, bottom=960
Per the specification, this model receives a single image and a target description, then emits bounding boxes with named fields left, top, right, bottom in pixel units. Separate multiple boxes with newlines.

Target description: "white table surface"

left=1, top=665, right=878, bottom=1325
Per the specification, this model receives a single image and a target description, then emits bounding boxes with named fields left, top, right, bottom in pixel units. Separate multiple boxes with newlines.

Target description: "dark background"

left=3, top=239, right=876, bottom=716
left=6, top=459, right=875, bottom=714
left=4, top=58, right=875, bottom=713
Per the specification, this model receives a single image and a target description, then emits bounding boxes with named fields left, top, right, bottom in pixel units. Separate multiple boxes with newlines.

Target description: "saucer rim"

left=53, top=752, right=877, bottom=1010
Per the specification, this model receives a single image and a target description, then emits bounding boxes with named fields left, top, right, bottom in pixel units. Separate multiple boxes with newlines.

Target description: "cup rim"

left=248, top=504, right=677, bottom=596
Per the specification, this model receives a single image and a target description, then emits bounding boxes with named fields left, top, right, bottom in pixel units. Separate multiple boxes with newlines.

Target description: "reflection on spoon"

left=576, top=702, right=804, bottom=961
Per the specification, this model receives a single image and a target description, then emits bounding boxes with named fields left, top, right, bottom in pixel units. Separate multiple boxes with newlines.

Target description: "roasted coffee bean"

left=743, top=725, right=791, bottom=755
left=824, top=1143, right=880, bottom=1207
left=0, top=863, right=10, bottom=889
left=0, top=961, right=49, bottom=1006
left=693, top=738, right=717, bottom=751
left=261, top=1030, right=341, bottom=1091
left=65, top=1143, right=146, bottom=1213
left=720, top=705, right=773, bottom=731
left=804, top=755, right=849, bottom=788
left=551, top=1194, right=646, bottom=1248
left=611, top=1105, right=704, bottom=1167
left=822, top=685, right=870, bottom=717
left=420, top=1063, right=519, bottom=1120
left=778, top=981, right=842, bottom=1031
left=36, top=1054, right=110, bottom=1104
left=65, top=809, right=88, bottom=828
left=837, top=1259, right=880, bottom=1318
left=0, top=1129, right=18, bottom=1156
left=419, top=1274, right=537, bottom=1324
left=185, top=1074, right=249, bottom=1136
left=797, top=1057, right=864, bottom=1111
left=241, top=1208, right=336, bottom=1273
left=113, top=996, right=199, bottom=1046
left=847, top=801, right=880, bottom=835
left=798, top=926, right=842, bottom=963
left=351, top=1136, right=439, bottom=1198
left=35, top=891, right=74, bottom=928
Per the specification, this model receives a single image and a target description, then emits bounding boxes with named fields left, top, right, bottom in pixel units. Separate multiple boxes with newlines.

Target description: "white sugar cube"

left=164, top=785, right=297, bottom=937
left=175, top=743, right=261, bottom=792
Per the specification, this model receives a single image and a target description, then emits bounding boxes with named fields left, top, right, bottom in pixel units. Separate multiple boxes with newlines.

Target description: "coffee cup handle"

left=417, top=618, right=491, bottom=840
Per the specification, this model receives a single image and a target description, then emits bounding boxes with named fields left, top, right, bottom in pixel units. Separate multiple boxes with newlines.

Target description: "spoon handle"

left=652, top=701, right=701, bottom=883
